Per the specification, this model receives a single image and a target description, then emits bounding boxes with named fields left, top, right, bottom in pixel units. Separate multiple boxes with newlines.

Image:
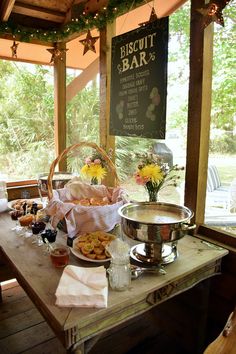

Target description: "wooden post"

left=54, top=42, right=67, bottom=171
left=185, top=0, right=214, bottom=224
left=99, top=23, right=116, bottom=187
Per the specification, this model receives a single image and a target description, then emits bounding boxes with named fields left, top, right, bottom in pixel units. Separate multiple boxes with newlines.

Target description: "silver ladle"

left=130, top=265, right=166, bottom=279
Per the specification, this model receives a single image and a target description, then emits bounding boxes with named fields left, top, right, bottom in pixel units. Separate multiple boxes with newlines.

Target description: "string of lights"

left=0, top=0, right=144, bottom=43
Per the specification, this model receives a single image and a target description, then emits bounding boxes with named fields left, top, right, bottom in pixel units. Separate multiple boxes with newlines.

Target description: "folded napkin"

left=55, top=265, right=108, bottom=308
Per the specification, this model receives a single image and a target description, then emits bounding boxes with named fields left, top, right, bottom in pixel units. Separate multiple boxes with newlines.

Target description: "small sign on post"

left=110, top=18, right=169, bottom=139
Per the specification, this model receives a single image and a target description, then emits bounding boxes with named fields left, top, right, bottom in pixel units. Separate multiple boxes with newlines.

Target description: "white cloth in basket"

left=65, top=177, right=112, bottom=200
left=55, top=265, right=108, bottom=308
left=45, top=181, right=127, bottom=237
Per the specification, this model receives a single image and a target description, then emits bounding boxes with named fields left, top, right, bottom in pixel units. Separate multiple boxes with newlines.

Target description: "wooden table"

left=0, top=212, right=228, bottom=353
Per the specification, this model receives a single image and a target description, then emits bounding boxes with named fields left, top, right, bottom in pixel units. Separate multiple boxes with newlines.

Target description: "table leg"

left=67, top=334, right=102, bottom=354
left=67, top=343, right=84, bottom=354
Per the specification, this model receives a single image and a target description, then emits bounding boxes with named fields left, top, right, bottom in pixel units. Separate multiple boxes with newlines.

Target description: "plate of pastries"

left=8, top=199, right=46, bottom=227
left=9, top=198, right=44, bottom=212
left=71, top=231, right=116, bottom=262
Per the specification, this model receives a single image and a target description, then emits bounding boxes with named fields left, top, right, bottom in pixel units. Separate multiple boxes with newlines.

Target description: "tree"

left=0, top=62, right=55, bottom=179
left=0, top=1, right=235, bottom=181
left=211, top=3, right=236, bottom=131
left=167, top=1, right=236, bottom=153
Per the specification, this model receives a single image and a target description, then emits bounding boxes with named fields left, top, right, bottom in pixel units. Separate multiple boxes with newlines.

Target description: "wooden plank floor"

left=0, top=280, right=187, bottom=354
left=0, top=280, right=66, bottom=354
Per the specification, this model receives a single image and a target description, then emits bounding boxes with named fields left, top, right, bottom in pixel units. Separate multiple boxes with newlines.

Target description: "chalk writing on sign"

left=110, top=18, right=168, bottom=139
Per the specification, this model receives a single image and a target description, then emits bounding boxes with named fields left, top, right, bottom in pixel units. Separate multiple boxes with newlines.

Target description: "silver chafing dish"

left=37, top=172, right=75, bottom=199
left=118, top=202, right=195, bottom=267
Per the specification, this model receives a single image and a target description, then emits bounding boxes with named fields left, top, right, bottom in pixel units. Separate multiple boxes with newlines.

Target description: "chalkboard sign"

left=110, top=18, right=168, bottom=139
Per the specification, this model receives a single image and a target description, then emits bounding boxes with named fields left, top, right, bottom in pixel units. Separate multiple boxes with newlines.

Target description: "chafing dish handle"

left=181, top=223, right=196, bottom=231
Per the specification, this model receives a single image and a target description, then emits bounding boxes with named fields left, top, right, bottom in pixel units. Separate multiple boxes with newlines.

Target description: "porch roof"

left=0, top=0, right=187, bottom=69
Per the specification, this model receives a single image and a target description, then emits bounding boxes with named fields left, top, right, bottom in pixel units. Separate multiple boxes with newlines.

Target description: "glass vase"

left=148, top=190, right=158, bottom=202
left=91, top=177, right=98, bottom=185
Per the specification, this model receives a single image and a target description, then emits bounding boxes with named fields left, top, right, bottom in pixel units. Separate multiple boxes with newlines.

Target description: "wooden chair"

left=204, top=307, right=236, bottom=354
left=206, top=165, right=230, bottom=210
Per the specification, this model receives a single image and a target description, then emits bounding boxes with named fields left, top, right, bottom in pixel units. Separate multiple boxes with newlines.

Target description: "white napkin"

left=55, top=265, right=108, bottom=308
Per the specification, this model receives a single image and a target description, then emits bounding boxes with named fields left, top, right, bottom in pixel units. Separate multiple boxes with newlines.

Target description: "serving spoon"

left=130, top=264, right=166, bottom=279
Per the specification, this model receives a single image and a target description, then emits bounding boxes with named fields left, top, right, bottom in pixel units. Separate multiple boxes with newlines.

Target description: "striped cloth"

left=207, top=165, right=221, bottom=192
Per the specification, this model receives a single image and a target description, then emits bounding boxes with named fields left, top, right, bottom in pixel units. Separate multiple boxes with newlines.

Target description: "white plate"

left=7, top=201, right=15, bottom=210
left=7, top=199, right=27, bottom=210
left=71, top=247, right=111, bottom=263
left=71, top=231, right=116, bottom=263
left=8, top=198, right=47, bottom=210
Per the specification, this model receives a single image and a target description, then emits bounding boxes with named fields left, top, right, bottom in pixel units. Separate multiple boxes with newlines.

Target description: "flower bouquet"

left=134, top=152, right=183, bottom=202
left=80, top=153, right=107, bottom=185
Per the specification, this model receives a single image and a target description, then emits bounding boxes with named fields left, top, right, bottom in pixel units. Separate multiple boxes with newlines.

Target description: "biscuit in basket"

left=70, top=197, right=110, bottom=206
left=90, top=197, right=109, bottom=206
left=74, top=199, right=90, bottom=206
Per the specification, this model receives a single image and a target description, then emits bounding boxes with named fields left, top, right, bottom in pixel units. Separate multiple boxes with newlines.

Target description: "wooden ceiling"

left=0, top=0, right=80, bottom=30
left=0, top=0, right=143, bottom=45
left=0, top=1, right=187, bottom=40
left=0, top=0, right=187, bottom=68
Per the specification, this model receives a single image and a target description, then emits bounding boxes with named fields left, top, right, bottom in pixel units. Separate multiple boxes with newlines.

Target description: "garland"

left=0, top=0, right=145, bottom=43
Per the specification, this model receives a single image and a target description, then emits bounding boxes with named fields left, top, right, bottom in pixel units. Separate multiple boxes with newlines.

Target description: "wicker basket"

left=46, top=142, right=123, bottom=236
left=47, top=141, right=120, bottom=200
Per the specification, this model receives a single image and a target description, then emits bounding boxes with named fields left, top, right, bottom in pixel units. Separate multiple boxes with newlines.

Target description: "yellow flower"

left=81, top=163, right=107, bottom=182
left=81, top=164, right=89, bottom=176
left=139, top=164, right=163, bottom=183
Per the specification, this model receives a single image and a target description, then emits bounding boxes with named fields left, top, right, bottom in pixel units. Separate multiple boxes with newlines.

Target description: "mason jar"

left=107, top=258, right=131, bottom=291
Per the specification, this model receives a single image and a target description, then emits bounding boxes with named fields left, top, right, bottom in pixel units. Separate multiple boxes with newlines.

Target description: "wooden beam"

left=66, top=58, right=99, bottom=103
left=73, top=0, right=87, bottom=4
left=196, top=24, right=214, bottom=224
left=0, top=32, right=54, bottom=46
left=157, top=0, right=188, bottom=17
left=185, top=0, right=214, bottom=224
left=12, top=3, right=65, bottom=23
left=0, top=0, right=15, bottom=21
left=63, top=8, right=72, bottom=25
left=99, top=23, right=116, bottom=187
left=63, top=0, right=86, bottom=25
left=54, top=42, right=67, bottom=171
left=0, top=54, right=52, bottom=67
